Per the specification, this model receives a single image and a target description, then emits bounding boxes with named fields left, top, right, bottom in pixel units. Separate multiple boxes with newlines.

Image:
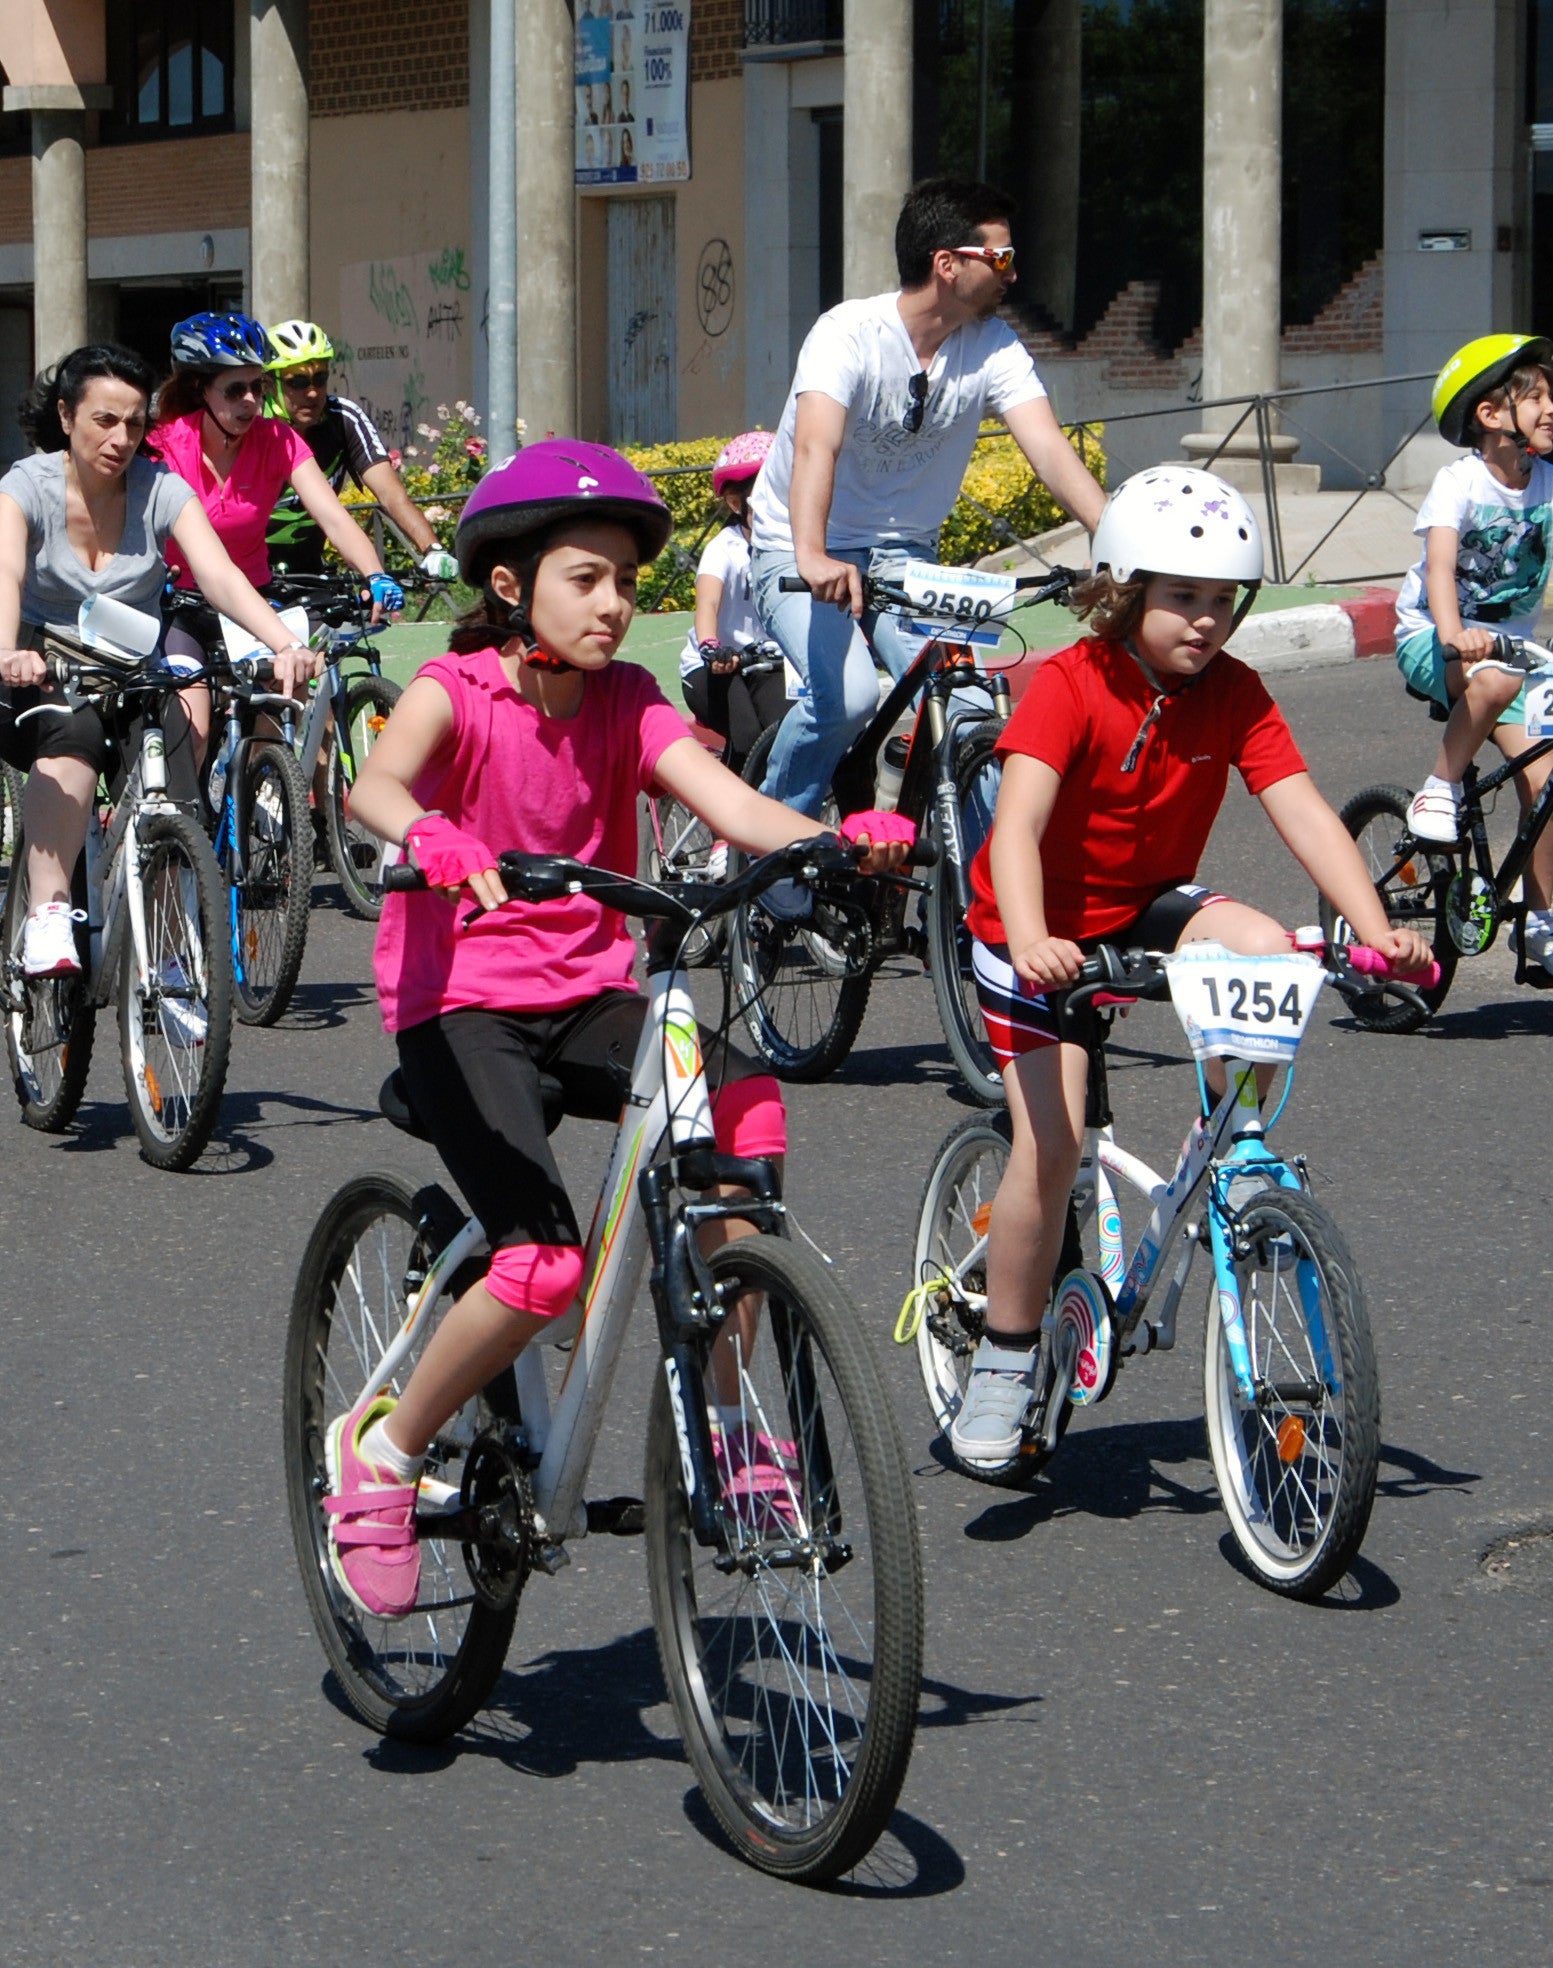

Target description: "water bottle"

left=875, top=733, right=910, bottom=812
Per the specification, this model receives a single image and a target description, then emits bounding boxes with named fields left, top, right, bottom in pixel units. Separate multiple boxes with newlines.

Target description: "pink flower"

left=464, top=436, right=486, bottom=457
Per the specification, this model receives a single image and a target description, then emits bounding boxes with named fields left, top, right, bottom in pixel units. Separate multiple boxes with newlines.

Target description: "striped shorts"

left=973, top=882, right=1232, bottom=1070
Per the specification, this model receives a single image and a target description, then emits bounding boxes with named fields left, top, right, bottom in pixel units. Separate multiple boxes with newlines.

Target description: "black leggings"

left=681, top=660, right=788, bottom=773
left=396, top=995, right=769, bottom=1251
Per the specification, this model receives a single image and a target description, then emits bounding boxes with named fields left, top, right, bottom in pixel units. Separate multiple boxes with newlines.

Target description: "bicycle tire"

left=927, top=718, right=1004, bottom=1105
left=284, top=1173, right=523, bottom=1741
left=1, top=828, right=95, bottom=1133
left=118, top=810, right=233, bottom=1170
left=1203, top=1186, right=1379, bottom=1599
left=0, top=765, right=24, bottom=879
left=644, top=1234, right=923, bottom=1883
left=637, top=790, right=726, bottom=966
left=324, top=674, right=401, bottom=920
left=725, top=723, right=873, bottom=1081
left=910, top=1109, right=1076, bottom=1485
left=1321, top=783, right=1456, bottom=1032
left=230, top=741, right=311, bottom=1026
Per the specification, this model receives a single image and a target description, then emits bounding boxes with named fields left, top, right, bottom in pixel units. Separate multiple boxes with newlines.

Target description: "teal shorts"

left=1396, top=626, right=1527, bottom=724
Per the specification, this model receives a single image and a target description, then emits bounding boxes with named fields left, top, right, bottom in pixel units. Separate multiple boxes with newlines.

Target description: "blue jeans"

left=750, top=540, right=936, bottom=816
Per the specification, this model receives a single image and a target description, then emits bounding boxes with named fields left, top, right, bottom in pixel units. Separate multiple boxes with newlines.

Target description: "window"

left=103, top=0, right=234, bottom=143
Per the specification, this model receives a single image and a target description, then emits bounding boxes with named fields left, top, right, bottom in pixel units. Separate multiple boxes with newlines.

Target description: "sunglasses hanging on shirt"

left=902, top=370, right=930, bottom=435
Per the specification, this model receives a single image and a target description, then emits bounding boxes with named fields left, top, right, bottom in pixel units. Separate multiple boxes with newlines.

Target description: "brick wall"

left=310, top=0, right=469, bottom=116
left=0, top=134, right=249, bottom=246
left=1282, top=255, right=1383, bottom=354
left=693, top=0, right=744, bottom=82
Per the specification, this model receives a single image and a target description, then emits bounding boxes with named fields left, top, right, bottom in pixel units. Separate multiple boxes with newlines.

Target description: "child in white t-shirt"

left=681, top=431, right=786, bottom=772
left=1397, top=338, right=1553, bottom=838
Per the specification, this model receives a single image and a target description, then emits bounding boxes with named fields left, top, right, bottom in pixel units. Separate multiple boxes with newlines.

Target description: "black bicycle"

left=1324, top=632, right=1553, bottom=1031
left=727, top=563, right=1077, bottom=1101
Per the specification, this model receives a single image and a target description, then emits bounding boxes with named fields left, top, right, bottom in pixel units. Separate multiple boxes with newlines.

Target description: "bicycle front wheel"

left=726, top=723, right=873, bottom=1081
left=1322, top=783, right=1456, bottom=1031
left=118, top=811, right=233, bottom=1170
left=644, top=1234, right=923, bottom=1883
left=637, top=790, right=725, bottom=966
left=2, top=829, right=95, bottom=1132
left=325, top=675, right=401, bottom=920
left=927, top=719, right=1004, bottom=1105
left=283, top=1173, right=522, bottom=1742
left=231, top=741, right=311, bottom=1026
left=1204, top=1187, right=1379, bottom=1599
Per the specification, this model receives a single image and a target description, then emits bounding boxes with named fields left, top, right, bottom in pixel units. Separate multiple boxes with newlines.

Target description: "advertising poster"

left=575, top=0, right=689, bottom=187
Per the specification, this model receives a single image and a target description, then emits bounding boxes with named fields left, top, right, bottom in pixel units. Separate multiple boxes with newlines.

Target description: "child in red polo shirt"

left=951, top=468, right=1433, bottom=1469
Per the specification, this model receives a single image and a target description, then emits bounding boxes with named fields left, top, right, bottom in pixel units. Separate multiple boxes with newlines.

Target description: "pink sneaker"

left=323, top=1395, right=421, bottom=1617
left=713, top=1420, right=802, bottom=1530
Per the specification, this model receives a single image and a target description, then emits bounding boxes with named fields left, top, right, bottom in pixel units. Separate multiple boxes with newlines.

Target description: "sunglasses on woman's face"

left=214, top=376, right=266, bottom=403
left=902, top=370, right=930, bottom=435
left=281, top=368, right=330, bottom=392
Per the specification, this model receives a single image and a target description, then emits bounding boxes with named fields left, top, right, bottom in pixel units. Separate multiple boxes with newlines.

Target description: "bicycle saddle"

left=378, top=1068, right=564, bottom=1139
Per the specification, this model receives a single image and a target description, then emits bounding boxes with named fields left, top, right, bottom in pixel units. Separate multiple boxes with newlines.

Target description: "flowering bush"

left=339, top=399, right=494, bottom=588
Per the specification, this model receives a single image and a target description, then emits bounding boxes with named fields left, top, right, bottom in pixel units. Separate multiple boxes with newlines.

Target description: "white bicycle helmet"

left=1092, top=468, right=1264, bottom=597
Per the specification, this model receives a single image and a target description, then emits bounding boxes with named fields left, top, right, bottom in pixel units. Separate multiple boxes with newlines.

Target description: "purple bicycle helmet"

left=170, top=311, right=273, bottom=371
left=454, top=439, right=673, bottom=583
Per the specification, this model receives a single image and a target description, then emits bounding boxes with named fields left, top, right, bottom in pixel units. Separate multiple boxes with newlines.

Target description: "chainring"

left=459, top=1428, right=536, bottom=1612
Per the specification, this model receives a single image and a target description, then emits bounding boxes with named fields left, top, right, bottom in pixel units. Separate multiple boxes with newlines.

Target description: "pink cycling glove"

left=839, top=809, right=917, bottom=849
left=404, top=813, right=498, bottom=890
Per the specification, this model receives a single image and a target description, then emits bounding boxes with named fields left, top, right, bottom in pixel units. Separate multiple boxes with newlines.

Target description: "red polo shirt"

left=967, top=634, right=1307, bottom=944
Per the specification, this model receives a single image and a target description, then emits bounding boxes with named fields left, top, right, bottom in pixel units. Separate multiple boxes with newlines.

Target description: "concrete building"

left=0, top=1, right=1546, bottom=492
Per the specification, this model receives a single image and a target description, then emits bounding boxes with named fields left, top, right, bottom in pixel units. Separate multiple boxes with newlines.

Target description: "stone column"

left=249, top=0, right=310, bottom=325
left=1180, top=0, right=1301, bottom=479
left=843, top=0, right=913, bottom=299
left=31, top=108, right=89, bottom=367
left=515, top=0, right=576, bottom=438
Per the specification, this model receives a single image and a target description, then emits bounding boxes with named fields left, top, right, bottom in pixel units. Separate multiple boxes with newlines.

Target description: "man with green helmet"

left=263, top=319, right=459, bottom=582
left=1395, top=331, right=1553, bottom=968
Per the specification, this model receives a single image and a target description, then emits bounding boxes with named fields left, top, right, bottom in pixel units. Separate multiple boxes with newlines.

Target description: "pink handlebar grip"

left=1346, top=943, right=1442, bottom=989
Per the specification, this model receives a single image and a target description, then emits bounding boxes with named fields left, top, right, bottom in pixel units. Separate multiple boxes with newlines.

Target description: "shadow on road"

left=272, top=976, right=378, bottom=1030
left=680, top=1786, right=968, bottom=1897
left=955, top=1415, right=1218, bottom=1542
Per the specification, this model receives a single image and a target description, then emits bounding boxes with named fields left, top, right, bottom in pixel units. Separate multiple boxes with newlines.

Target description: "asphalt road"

left=4, top=655, right=1550, bottom=1966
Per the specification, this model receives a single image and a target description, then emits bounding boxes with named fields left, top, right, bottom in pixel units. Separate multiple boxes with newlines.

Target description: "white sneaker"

left=21, top=902, right=82, bottom=978
left=1406, top=781, right=1462, bottom=844
left=1510, top=912, right=1553, bottom=975
left=156, top=956, right=208, bottom=1048
left=705, top=839, right=729, bottom=882
left=949, top=1335, right=1040, bottom=1466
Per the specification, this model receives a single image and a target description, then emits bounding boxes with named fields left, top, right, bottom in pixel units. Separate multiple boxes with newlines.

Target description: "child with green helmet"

left=1396, top=333, right=1553, bottom=964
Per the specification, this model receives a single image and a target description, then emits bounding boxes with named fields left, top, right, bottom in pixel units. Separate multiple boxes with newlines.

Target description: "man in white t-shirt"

left=748, top=177, right=1105, bottom=816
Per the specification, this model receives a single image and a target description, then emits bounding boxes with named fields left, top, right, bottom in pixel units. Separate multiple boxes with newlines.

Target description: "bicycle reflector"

left=1277, top=1415, right=1307, bottom=1463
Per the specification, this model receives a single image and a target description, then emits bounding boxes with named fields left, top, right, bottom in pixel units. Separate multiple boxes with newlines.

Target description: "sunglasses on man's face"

left=281, top=368, right=330, bottom=391
left=214, top=376, right=266, bottom=402
left=903, top=370, right=930, bottom=435
left=952, top=243, right=1016, bottom=274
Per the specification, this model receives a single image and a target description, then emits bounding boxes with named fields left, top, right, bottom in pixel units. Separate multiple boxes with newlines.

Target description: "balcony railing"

left=744, top=0, right=844, bottom=48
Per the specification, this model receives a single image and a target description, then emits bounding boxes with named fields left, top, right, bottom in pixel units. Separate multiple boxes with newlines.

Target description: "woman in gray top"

left=0, top=344, right=316, bottom=979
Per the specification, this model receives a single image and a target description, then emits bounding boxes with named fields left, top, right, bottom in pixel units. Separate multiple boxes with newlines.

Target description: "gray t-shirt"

left=0, top=450, right=196, bottom=630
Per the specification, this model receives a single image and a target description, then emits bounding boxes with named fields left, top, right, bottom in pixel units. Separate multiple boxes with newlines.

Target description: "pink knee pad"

left=486, top=1242, right=585, bottom=1317
left=711, top=1075, right=787, bottom=1158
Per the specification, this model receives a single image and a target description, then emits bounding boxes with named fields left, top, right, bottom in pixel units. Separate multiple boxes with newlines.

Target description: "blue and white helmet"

left=169, top=311, right=273, bottom=371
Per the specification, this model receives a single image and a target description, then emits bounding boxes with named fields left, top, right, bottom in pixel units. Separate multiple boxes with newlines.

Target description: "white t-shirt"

left=1395, top=452, right=1553, bottom=644
left=748, top=291, right=1047, bottom=556
left=680, top=523, right=763, bottom=676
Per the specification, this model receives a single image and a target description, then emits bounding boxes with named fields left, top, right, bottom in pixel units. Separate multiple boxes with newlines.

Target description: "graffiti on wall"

left=337, top=249, right=471, bottom=450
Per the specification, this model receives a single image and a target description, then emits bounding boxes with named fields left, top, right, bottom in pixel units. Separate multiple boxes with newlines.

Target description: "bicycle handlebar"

left=382, top=833, right=939, bottom=928
left=777, top=563, right=1080, bottom=611
left=1059, top=939, right=1440, bottom=1017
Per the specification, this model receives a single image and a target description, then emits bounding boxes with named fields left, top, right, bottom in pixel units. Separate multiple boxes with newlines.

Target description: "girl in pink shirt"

left=326, top=440, right=913, bottom=1618
left=149, top=313, right=395, bottom=758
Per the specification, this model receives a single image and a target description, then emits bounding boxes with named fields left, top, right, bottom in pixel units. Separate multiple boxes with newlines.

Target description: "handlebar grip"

left=777, top=576, right=812, bottom=593
left=906, top=839, right=940, bottom=870
left=1346, top=943, right=1442, bottom=989
left=381, top=862, right=427, bottom=893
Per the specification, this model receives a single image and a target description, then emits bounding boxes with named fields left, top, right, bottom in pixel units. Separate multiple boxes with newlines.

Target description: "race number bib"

left=1526, top=676, right=1553, bottom=740
left=1163, top=945, right=1326, bottom=1064
left=900, top=560, right=1016, bottom=651
left=207, top=605, right=312, bottom=679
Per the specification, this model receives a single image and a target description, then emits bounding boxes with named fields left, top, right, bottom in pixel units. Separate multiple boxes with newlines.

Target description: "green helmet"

left=265, top=319, right=335, bottom=371
left=1432, top=333, right=1553, bottom=446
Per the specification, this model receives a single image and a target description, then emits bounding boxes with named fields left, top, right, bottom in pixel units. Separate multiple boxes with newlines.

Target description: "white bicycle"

left=283, top=838, right=927, bottom=1882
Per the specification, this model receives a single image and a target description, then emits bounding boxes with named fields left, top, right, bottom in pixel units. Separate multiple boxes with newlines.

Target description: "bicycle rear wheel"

left=726, top=723, right=873, bottom=1081
left=1, top=831, right=94, bottom=1133
left=638, top=790, right=725, bottom=966
left=644, top=1235, right=923, bottom=1883
left=1204, top=1187, right=1379, bottom=1599
left=325, top=674, right=401, bottom=920
left=283, top=1173, right=523, bottom=1741
left=231, top=741, right=311, bottom=1026
left=118, top=811, right=233, bottom=1170
left=927, top=719, right=1004, bottom=1105
left=1321, top=784, right=1456, bottom=1031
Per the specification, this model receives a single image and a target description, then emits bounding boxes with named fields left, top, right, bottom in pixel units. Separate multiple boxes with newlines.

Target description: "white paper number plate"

left=203, top=604, right=312, bottom=679
left=1163, top=944, right=1326, bottom=1063
left=1526, top=676, right=1553, bottom=740
left=900, top=559, right=1017, bottom=650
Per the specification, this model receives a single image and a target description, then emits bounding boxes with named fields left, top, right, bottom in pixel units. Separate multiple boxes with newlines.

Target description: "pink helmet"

left=711, top=429, right=773, bottom=497
left=455, top=438, right=673, bottom=583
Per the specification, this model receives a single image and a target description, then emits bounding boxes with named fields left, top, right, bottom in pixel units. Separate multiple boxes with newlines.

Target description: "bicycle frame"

left=344, top=961, right=782, bottom=1558
left=1453, top=735, right=1553, bottom=914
